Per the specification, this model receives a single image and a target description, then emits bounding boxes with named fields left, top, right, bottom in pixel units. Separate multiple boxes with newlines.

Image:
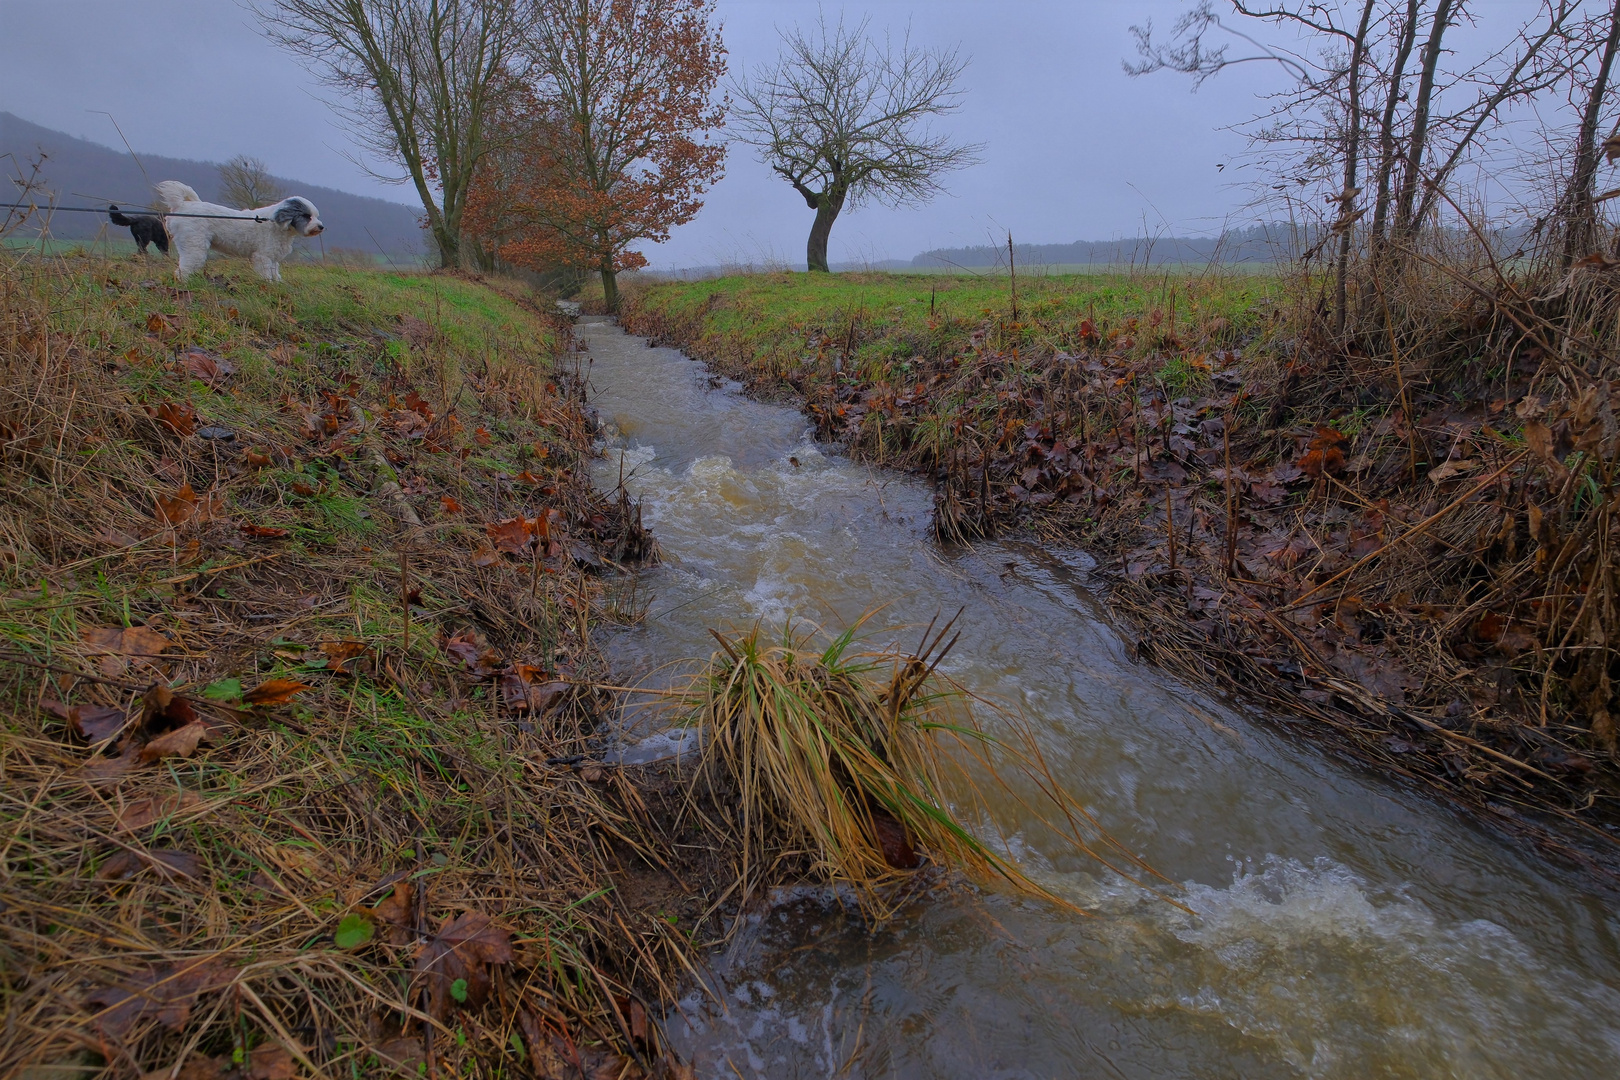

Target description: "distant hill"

left=1, top=112, right=428, bottom=258
left=913, top=225, right=1302, bottom=269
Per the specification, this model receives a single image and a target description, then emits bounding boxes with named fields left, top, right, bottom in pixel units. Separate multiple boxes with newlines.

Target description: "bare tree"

left=1130, top=2, right=1584, bottom=329
left=217, top=155, right=287, bottom=209
left=251, top=0, right=521, bottom=267
left=731, top=16, right=981, bottom=273
left=1560, top=0, right=1620, bottom=263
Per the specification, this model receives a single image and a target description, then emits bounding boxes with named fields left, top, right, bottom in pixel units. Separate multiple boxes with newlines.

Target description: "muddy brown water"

left=577, top=317, right=1620, bottom=1079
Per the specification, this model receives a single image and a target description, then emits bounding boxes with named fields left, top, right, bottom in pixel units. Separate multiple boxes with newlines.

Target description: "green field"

left=622, top=269, right=1282, bottom=386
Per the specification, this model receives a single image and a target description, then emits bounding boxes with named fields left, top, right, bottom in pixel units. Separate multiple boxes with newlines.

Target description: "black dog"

left=108, top=205, right=169, bottom=255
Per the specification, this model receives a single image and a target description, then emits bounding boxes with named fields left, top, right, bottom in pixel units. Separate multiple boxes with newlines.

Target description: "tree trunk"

left=432, top=225, right=461, bottom=270
left=1394, top=0, right=1456, bottom=239
left=806, top=188, right=846, bottom=273
left=1563, top=0, right=1620, bottom=266
left=600, top=262, right=620, bottom=313
left=1334, top=0, right=1379, bottom=336
left=1369, top=0, right=1422, bottom=262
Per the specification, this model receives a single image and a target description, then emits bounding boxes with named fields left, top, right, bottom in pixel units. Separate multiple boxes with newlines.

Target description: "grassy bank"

left=0, top=255, right=686, bottom=1077
left=622, top=267, right=1620, bottom=871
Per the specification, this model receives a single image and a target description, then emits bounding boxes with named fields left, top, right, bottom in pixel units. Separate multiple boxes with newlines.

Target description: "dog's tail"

left=108, top=205, right=135, bottom=227
left=154, top=181, right=201, bottom=212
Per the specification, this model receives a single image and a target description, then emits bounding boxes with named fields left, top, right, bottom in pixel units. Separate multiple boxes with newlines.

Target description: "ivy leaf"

left=203, top=678, right=243, bottom=702
left=335, top=913, right=375, bottom=950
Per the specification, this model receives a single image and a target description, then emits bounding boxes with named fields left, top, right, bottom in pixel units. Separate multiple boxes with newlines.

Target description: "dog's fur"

left=155, top=180, right=324, bottom=282
left=108, top=206, right=169, bottom=255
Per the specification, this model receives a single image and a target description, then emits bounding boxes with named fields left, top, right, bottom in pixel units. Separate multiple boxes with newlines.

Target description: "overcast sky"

left=0, top=0, right=1547, bottom=269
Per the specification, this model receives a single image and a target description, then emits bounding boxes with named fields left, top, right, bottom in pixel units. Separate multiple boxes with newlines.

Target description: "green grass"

left=622, top=269, right=1280, bottom=390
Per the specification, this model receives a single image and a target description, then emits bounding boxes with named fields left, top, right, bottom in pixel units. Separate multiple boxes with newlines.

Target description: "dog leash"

left=1, top=202, right=275, bottom=222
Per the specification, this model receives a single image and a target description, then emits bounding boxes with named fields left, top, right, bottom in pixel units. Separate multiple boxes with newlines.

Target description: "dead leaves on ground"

left=142, top=1044, right=296, bottom=1080
left=86, top=956, right=236, bottom=1039
left=242, top=677, right=311, bottom=706
left=414, top=911, right=515, bottom=1021
left=82, top=624, right=172, bottom=678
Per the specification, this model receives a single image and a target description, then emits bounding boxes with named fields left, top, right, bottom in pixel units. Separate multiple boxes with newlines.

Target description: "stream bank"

left=619, top=273, right=1620, bottom=875
left=578, top=314, right=1620, bottom=1079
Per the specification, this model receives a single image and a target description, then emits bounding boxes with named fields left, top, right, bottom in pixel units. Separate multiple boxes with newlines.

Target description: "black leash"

left=1, top=201, right=274, bottom=223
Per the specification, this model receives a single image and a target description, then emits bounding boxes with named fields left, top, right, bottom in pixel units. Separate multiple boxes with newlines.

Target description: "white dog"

left=155, top=180, right=324, bottom=282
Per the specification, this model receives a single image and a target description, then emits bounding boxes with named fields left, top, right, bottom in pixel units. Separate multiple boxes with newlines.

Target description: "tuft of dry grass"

left=673, top=615, right=1170, bottom=921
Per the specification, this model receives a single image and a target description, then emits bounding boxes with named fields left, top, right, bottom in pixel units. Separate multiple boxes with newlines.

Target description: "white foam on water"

left=1125, top=854, right=1620, bottom=1077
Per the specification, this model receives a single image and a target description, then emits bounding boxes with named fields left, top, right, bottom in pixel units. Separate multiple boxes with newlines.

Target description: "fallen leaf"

left=145, top=312, right=178, bottom=336
left=240, top=523, right=290, bottom=539
left=288, top=480, right=318, bottom=497
left=141, top=1052, right=225, bottom=1080
left=146, top=401, right=197, bottom=437
left=499, top=667, right=569, bottom=713
left=439, top=495, right=462, bottom=514
left=98, top=848, right=201, bottom=882
left=86, top=957, right=234, bottom=1039
left=142, top=684, right=201, bottom=732
left=487, top=517, right=533, bottom=555
left=445, top=633, right=502, bottom=677
left=183, top=348, right=235, bottom=387
left=413, top=911, right=514, bottom=1021
left=115, top=791, right=203, bottom=833
left=318, top=640, right=368, bottom=671
left=41, top=700, right=128, bottom=743
left=1427, top=458, right=1480, bottom=483
left=78, top=740, right=141, bottom=784
left=371, top=880, right=415, bottom=945
left=244, top=448, right=274, bottom=468
left=139, top=721, right=208, bottom=763
left=245, top=1043, right=297, bottom=1080
left=83, top=625, right=172, bottom=658
left=83, top=625, right=172, bottom=678
left=154, top=483, right=200, bottom=527
left=243, top=678, right=311, bottom=706
left=334, top=912, right=376, bottom=950
left=470, top=544, right=501, bottom=568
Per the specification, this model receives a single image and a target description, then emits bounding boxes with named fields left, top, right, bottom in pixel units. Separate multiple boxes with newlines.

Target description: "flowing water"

left=576, top=317, right=1620, bottom=1079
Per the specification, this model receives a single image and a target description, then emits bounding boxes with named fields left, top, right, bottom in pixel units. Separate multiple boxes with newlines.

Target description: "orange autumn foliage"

left=464, top=0, right=726, bottom=308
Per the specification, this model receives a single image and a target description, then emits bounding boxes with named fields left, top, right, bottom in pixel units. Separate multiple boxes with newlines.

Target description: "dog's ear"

left=272, top=199, right=312, bottom=231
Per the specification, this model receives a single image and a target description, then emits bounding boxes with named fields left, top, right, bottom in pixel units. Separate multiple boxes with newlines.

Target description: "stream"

left=577, top=316, right=1620, bottom=1079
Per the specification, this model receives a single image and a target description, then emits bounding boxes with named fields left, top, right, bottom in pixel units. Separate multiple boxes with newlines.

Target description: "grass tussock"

left=679, top=615, right=1168, bottom=921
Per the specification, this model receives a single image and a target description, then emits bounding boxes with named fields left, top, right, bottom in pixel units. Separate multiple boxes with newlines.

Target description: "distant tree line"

left=912, top=225, right=1304, bottom=269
